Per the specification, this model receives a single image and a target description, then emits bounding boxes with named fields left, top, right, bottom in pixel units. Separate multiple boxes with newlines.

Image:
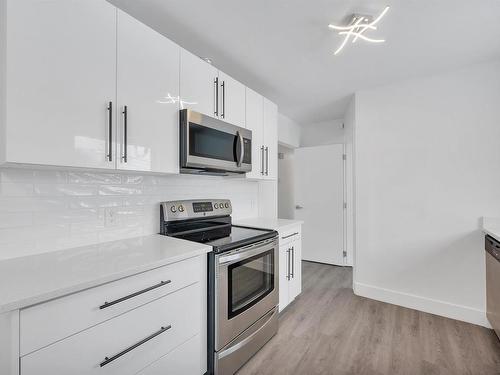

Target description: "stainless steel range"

left=160, top=199, right=279, bottom=375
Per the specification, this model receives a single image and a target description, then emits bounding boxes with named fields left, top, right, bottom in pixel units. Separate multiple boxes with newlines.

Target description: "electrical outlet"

left=104, top=207, right=118, bottom=227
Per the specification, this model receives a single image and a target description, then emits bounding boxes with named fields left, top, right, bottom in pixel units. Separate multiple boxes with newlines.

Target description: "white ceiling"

left=109, top=0, right=500, bottom=124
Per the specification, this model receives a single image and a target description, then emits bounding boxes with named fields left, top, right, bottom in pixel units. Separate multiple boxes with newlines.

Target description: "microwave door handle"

left=236, top=131, right=244, bottom=167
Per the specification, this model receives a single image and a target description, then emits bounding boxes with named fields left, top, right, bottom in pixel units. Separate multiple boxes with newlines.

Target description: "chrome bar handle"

left=290, top=246, right=295, bottom=278
left=107, top=101, right=113, bottom=162
left=99, top=280, right=171, bottom=310
left=100, top=325, right=172, bottom=367
left=260, top=146, right=265, bottom=175
left=286, top=248, right=291, bottom=280
left=214, top=77, right=219, bottom=116
left=236, top=131, right=244, bottom=167
left=265, top=146, right=269, bottom=175
left=122, top=105, right=128, bottom=163
left=221, top=80, right=225, bottom=119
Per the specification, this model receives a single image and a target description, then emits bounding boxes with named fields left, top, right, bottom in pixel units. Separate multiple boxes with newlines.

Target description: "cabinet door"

left=218, top=71, right=246, bottom=127
left=5, top=0, right=117, bottom=169
left=263, top=98, right=278, bottom=180
left=278, top=243, right=290, bottom=312
left=245, top=88, right=264, bottom=179
left=288, top=239, right=302, bottom=301
left=179, top=49, right=218, bottom=118
left=116, top=10, right=180, bottom=173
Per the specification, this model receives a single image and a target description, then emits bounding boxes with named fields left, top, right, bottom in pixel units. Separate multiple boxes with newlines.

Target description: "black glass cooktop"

left=205, top=225, right=276, bottom=251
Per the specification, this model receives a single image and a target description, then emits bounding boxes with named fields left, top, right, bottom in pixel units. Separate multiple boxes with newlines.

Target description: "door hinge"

left=343, top=250, right=347, bottom=258
left=342, top=154, right=346, bottom=160
left=342, top=122, right=345, bottom=129
left=343, top=202, right=347, bottom=209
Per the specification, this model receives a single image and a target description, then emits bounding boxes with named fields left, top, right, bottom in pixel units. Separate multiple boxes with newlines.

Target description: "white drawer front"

left=136, top=334, right=201, bottom=375
left=21, top=283, right=201, bottom=375
left=279, top=226, right=301, bottom=246
left=21, top=256, right=201, bottom=356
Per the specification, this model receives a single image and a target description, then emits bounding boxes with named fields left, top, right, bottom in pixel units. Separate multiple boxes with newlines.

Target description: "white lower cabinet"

left=278, top=225, right=302, bottom=312
left=18, top=256, right=206, bottom=375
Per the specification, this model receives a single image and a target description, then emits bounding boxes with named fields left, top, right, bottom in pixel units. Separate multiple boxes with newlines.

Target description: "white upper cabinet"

left=116, top=10, right=180, bottom=173
left=245, top=88, right=264, bottom=179
left=263, top=98, right=278, bottom=180
left=4, top=0, right=118, bottom=169
left=180, top=49, right=218, bottom=118
left=218, top=71, right=246, bottom=127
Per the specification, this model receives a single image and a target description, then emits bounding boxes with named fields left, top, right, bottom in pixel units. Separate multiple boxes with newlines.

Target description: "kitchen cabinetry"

left=218, top=71, right=246, bottom=127
left=180, top=50, right=246, bottom=127
left=2, top=0, right=180, bottom=173
left=16, top=255, right=206, bottom=375
left=0, top=0, right=274, bottom=176
left=116, top=9, right=180, bottom=173
left=278, top=225, right=302, bottom=312
left=3, top=0, right=117, bottom=169
left=245, top=88, right=264, bottom=179
left=179, top=49, right=218, bottom=118
left=245, top=89, right=278, bottom=179
left=263, top=98, right=278, bottom=180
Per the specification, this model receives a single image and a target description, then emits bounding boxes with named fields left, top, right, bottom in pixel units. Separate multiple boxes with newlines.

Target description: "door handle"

left=260, top=146, right=265, bottom=175
left=286, top=248, right=291, bottom=280
left=121, top=105, right=128, bottom=163
left=265, top=146, right=269, bottom=175
left=221, top=80, right=225, bottom=119
left=235, top=131, right=244, bottom=167
left=106, top=101, right=113, bottom=162
left=295, top=205, right=304, bottom=210
left=290, top=246, right=295, bottom=279
left=214, top=77, right=219, bottom=116
left=100, top=325, right=171, bottom=367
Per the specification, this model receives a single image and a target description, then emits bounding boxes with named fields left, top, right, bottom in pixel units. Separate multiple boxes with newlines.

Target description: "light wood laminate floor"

left=237, top=261, right=500, bottom=375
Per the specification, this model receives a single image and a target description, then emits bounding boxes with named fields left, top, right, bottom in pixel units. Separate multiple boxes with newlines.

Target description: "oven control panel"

left=161, top=199, right=232, bottom=221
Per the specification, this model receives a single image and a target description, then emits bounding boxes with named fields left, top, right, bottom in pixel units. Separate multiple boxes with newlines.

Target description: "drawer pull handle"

left=100, top=325, right=172, bottom=367
left=99, top=280, right=171, bottom=310
left=281, top=232, right=299, bottom=240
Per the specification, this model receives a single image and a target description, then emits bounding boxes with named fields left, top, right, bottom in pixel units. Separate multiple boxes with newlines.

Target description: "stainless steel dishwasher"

left=485, top=235, right=500, bottom=339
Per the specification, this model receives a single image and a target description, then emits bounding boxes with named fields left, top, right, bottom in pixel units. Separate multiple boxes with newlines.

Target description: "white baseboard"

left=353, top=282, right=491, bottom=328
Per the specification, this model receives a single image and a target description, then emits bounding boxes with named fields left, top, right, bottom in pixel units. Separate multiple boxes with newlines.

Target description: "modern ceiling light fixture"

left=329, top=6, right=390, bottom=55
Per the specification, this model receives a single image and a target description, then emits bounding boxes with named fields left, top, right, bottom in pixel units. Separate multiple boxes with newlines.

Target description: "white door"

left=5, top=0, right=117, bottom=169
left=294, top=145, right=344, bottom=265
left=245, top=88, right=264, bottom=179
left=116, top=10, right=180, bottom=173
left=218, top=71, right=246, bottom=127
left=263, top=99, right=278, bottom=180
left=179, top=49, right=218, bottom=118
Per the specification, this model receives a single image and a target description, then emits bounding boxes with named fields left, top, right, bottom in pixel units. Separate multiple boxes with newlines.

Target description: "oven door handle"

left=218, top=239, right=276, bottom=265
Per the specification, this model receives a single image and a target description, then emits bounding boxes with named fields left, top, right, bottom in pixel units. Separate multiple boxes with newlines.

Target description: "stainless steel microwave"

left=180, top=109, right=252, bottom=175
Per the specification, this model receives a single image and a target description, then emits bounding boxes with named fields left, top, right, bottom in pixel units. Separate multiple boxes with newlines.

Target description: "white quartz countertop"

left=0, top=235, right=211, bottom=314
left=234, top=217, right=303, bottom=231
left=482, top=217, right=500, bottom=242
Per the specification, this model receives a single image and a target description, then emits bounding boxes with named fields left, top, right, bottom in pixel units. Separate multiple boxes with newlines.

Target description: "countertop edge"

left=234, top=218, right=304, bottom=231
left=0, top=245, right=211, bottom=314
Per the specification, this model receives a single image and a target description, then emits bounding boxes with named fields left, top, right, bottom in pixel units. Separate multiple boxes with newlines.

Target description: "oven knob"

left=170, top=205, right=176, bottom=213
left=214, top=203, right=219, bottom=209
left=220, top=202, right=224, bottom=208
left=225, top=203, right=229, bottom=208
left=178, top=205, right=185, bottom=213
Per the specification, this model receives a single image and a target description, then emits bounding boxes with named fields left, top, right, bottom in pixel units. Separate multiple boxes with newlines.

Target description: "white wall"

left=300, top=119, right=344, bottom=147
left=0, top=168, right=259, bottom=260
left=278, top=113, right=301, bottom=148
left=353, top=60, right=500, bottom=327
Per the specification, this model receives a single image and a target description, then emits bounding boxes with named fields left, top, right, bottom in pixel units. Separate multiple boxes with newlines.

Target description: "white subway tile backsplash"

left=0, top=167, right=259, bottom=260
left=0, top=182, right=34, bottom=196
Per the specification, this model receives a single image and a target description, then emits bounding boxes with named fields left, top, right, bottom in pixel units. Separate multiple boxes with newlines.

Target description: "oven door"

left=180, top=109, right=252, bottom=173
left=215, top=237, right=278, bottom=350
